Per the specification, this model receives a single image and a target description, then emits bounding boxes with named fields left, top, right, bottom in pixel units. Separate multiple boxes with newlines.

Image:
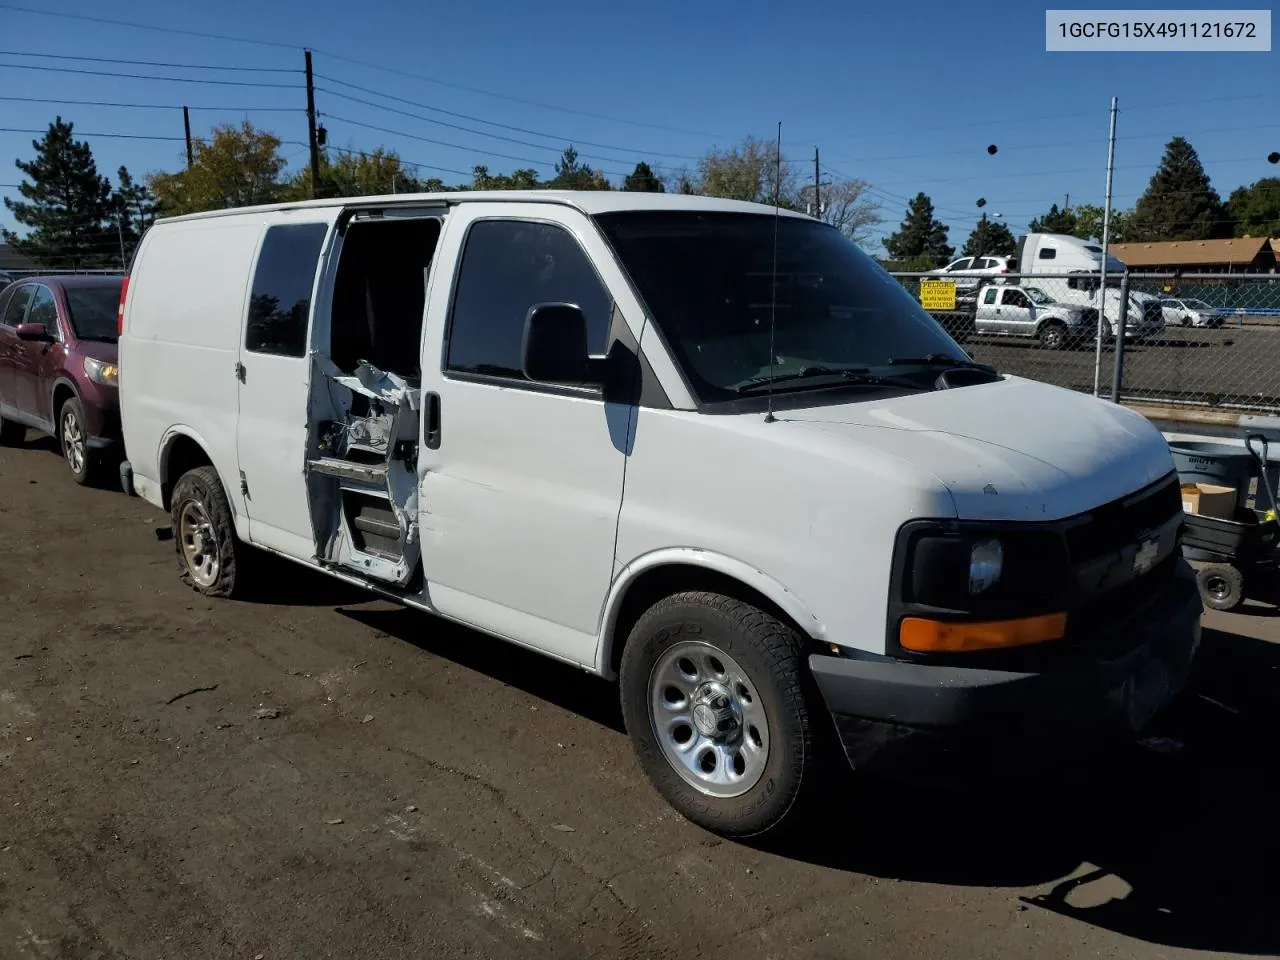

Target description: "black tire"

left=1039, top=321, right=1068, bottom=350
left=1197, top=564, right=1245, bottom=612
left=0, top=413, right=23, bottom=446
left=57, top=396, right=96, bottom=486
left=170, top=465, right=244, bottom=598
left=619, top=591, right=821, bottom=838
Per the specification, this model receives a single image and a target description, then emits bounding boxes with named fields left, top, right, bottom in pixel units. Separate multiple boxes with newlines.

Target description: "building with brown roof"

left=1108, top=237, right=1276, bottom=273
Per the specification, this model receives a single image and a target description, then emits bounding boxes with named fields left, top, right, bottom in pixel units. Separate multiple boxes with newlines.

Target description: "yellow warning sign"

left=919, top=279, right=957, bottom=311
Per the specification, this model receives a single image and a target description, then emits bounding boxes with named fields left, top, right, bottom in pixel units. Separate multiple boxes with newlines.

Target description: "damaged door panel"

left=303, top=211, right=442, bottom=590
left=307, top=358, right=422, bottom=585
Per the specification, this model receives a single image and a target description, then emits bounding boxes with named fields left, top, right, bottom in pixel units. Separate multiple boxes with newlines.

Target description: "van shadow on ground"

left=761, top=624, right=1280, bottom=957
left=340, top=601, right=1280, bottom=957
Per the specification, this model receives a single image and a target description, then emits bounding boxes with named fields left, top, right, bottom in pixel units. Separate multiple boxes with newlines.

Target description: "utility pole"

left=1092, top=96, right=1119, bottom=398
left=813, top=147, right=821, bottom=218
left=1064, top=192, right=1070, bottom=210
left=182, top=105, right=193, bottom=168
left=304, top=49, right=321, bottom=199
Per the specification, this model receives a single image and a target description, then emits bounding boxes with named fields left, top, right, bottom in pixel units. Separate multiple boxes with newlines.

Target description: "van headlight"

left=969, top=538, right=1003, bottom=594
left=83, top=356, right=119, bottom=386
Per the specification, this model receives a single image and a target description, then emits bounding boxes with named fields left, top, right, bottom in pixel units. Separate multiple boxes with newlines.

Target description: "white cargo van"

left=118, top=192, right=1201, bottom=837
left=1016, top=233, right=1165, bottom=339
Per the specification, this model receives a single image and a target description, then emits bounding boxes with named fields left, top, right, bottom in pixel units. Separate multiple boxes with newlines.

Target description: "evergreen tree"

left=2, top=117, right=114, bottom=268
left=623, top=161, right=665, bottom=192
left=961, top=217, right=1016, bottom=257
left=883, top=193, right=953, bottom=266
left=112, top=165, right=158, bottom=261
left=1126, top=136, right=1229, bottom=241
left=1028, top=203, right=1077, bottom=234
left=547, top=146, right=610, bottom=190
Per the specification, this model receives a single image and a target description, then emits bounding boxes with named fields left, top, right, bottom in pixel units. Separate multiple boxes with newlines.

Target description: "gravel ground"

left=1, top=435, right=1277, bottom=960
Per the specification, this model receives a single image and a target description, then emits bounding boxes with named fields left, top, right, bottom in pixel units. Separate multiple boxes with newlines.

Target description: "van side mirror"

left=15, top=322, right=52, bottom=342
left=520, top=302, right=604, bottom=386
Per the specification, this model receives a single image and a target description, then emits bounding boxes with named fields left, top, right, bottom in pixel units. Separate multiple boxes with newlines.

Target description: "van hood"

left=781, top=376, right=1174, bottom=521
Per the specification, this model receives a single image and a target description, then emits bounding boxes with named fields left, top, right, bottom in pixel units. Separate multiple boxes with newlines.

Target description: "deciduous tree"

left=1226, top=177, right=1280, bottom=238
left=800, top=178, right=882, bottom=245
left=148, top=121, right=286, bottom=215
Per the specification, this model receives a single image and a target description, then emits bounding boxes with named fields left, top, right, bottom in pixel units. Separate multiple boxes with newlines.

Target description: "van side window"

left=446, top=219, right=612, bottom=381
left=1, top=284, right=33, bottom=327
left=245, top=223, right=329, bottom=358
left=1038, top=247, right=1057, bottom=260
left=983, top=288, right=998, bottom=305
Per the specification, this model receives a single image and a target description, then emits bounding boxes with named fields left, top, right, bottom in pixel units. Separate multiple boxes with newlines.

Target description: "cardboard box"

left=1181, top=482, right=1236, bottom=520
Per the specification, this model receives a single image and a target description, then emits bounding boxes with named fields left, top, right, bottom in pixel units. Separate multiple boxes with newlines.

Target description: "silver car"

left=1159, top=296, right=1227, bottom=328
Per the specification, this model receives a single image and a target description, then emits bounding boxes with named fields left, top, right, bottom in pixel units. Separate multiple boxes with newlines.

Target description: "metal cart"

left=1173, top=434, right=1280, bottom=612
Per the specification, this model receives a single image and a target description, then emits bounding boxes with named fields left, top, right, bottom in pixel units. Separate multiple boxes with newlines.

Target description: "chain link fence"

left=893, top=270, right=1280, bottom=415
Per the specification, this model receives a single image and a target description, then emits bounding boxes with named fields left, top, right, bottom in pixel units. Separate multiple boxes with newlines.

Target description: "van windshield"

left=594, top=211, right=963, bottom=403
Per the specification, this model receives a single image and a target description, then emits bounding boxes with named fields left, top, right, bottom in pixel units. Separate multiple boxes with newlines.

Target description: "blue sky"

left=0, top=0, right=1276, bottom=254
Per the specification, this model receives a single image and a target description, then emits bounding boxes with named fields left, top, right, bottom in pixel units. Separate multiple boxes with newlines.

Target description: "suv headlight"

left=83, top=356, right=118, bottom=386
left=969, top=538, right=1003, bottom=594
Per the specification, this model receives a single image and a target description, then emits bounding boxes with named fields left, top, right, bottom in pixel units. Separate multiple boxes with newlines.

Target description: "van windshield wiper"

left=735, top=365, right=924, bottom=395
left=886, top=354, right=998, bottom=374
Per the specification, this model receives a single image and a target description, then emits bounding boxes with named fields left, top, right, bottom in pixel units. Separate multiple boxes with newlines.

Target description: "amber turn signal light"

left=900, top=612, right=1067, bottom=653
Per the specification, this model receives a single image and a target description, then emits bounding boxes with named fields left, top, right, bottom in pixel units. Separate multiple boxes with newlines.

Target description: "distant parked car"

left=928, top=255, right=1014, bottom=292
left=0, top=270, right=14, bottom=290
left=0, top=275, right=124, bottom=484
left=1158, top=296, right=1227, bottom=328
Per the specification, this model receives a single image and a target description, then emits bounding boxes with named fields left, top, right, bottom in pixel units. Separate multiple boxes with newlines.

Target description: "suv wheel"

left=619, top=591, right=822, bottom=838
left=59, top=397, right=94, bottom=486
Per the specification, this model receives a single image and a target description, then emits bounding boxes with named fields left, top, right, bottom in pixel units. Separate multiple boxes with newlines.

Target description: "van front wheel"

left=619, top=592, right=819, bottom=838
left=171, top=465, right=243, bottom=598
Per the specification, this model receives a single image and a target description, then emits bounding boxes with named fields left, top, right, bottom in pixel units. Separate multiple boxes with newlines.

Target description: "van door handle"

left=424, top=391, right=441, bottom=449
left=234, top=361, right=246, bottom=383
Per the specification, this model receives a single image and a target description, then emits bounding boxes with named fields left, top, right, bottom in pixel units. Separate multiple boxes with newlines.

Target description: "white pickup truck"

left=118, top=191, right=1201, bottom=838
left=973, top=283, right=1097, bottom=348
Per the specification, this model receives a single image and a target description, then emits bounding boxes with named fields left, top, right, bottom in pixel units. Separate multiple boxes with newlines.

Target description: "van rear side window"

left=245, top=222, right=329, bottom=358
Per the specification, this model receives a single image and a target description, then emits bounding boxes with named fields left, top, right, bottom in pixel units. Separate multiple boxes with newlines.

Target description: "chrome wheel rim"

left=61, top=409, right=85, bottom=475
left=1205, top=575, right=1231, bottom=602
left=178, top=499, right=220, bottom=587
left=648, top=641, right=769, bottom=798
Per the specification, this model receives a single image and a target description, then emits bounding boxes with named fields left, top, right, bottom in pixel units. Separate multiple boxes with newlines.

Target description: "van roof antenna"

left=764, top=120, right=782, bottom=424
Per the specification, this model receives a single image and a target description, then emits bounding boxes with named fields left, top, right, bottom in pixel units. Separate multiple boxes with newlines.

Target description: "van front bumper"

left=809, top=560, right=1202, bottom=782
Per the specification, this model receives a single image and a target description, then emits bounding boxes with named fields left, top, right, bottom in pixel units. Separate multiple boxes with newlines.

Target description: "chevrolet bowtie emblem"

left=1133, top=537, right=1160, bottom=575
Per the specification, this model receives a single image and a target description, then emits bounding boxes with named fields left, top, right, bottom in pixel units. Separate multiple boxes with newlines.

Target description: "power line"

left=0, top=63, right=300, bottom=89
left=317, top=86, right=635, bottom=166
left=0, top=94, right=301, bottom=113
left=0, top=3, right=298, bottom=51
left=322, top=114, right=577, bottom=173
left=315, top=76, right=702, bottom=162
left=0, top=3, right=730, bottom=141
left=0, top=50, right=297, bottom=73
left=0, top=126, right=186, bottom=142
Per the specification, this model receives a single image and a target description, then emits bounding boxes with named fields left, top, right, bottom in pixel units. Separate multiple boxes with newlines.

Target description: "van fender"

left=157, top=424, right=213, bottom=484
left=594, top=547, right=827, bottom=678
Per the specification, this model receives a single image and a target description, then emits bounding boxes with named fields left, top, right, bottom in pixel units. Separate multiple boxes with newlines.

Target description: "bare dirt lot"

left=1, top=436, right=1278, bottom=960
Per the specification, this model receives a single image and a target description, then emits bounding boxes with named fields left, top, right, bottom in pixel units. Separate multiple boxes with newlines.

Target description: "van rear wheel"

left=171, top=465, right=243, bottom=598
left=619, top=591, right=820, bottom=838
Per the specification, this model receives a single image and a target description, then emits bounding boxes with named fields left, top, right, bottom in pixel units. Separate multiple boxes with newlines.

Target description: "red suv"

left=0, top=275, right=125, bottom=484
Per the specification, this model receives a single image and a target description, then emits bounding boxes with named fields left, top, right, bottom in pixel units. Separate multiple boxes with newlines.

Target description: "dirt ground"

left=1, top=435, right=1277, bottom=960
